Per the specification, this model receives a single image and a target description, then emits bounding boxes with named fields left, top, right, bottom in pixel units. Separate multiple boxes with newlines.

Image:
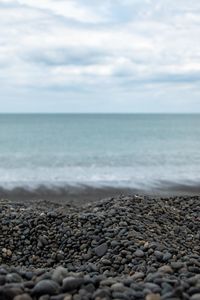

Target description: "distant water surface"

left=0, top=114, right=200, bottom=193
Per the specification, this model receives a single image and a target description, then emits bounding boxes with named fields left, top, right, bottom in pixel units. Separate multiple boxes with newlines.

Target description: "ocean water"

left=0, top=113, right=200, bottom=192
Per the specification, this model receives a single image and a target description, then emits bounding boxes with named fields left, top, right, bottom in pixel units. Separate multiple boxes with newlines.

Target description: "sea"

left=0, top=113, right=200, bottom=196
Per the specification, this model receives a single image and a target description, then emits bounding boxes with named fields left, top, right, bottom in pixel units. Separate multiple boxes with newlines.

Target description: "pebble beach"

left=0, top=194, right=200, bottom=300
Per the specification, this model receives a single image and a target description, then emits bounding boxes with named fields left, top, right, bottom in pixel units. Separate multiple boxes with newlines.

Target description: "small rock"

left=146, top=293, right=161, bottom=300
left=170, top=262, right=184, bottom=270
left=6, top=273, right=23, bottom=283
left=52, top=267, right=68, bottom=284
left=94, top=243, right=108, bottom=257
left=32, top=279, right=59, bottom=296
left=131, top=272, right=145, bottom=280
left=111, top=282, right=126, bottom=292
left=62, top=277, right=85, bottom=292
left=14, top=294, right=32, bottom=300
left=0, top=275, right=6, bottom=285
left=163, top=252, right=172, bottom=262
left=154, top=251, right=163, bottom=261
left=63, top=295, right=73, bottom=300
left=158, top=265, right=173, bottom=274
left=93, top=288, right=110, bottom=299
left=145, top=283, right=161, bottom=293
left=134, top=249, right=145, bottom=258
left=0, top=287, right=23, bottom=299
left=39, top=235, right=48, bottom=246
left=191, top=294, right=200, bottom=300
left=7, top=249, right=12, bottom=257
left=101, top=259, right=111, bottom=265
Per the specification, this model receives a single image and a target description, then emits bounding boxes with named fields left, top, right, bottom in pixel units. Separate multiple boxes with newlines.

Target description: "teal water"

left=0, top=114, right=200, bottom=190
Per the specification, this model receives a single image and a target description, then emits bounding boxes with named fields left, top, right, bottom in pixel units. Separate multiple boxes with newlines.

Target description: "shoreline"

left=1, top=182, right=200, bottom=207
left=0, top=194, right=199, bottom=299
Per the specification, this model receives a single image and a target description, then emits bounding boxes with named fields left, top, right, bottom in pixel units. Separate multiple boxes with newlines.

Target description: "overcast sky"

left=0, top=0, right=200, bottom=112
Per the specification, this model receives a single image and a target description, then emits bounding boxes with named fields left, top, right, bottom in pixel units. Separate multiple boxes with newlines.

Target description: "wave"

left=0, top=179, right=200, bottom=203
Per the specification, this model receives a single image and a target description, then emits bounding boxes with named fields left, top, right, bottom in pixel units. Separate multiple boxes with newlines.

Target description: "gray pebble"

left=94, top=243, right=108, bottom=257
left=62, top=277, right=85, bottom=292
left=32, top=280, right=59, bottom=296
left=134, top=249, right=145, bottom=258
left=191, top=294, right=200, bottom=300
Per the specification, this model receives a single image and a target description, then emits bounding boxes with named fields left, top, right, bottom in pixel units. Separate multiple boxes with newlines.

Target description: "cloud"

left=0, top=0, right=107, bottom=23
left=0, top=0, right=200, bottom=112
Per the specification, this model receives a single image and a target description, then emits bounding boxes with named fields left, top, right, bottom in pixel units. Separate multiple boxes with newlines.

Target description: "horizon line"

left=0, top=112, right=200, bottom=115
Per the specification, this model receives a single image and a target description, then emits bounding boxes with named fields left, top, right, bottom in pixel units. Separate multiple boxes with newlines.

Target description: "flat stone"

left=32, top=279, right=59, bottom=296
left=170, top=262, right=184, bottom=270
left=62, top=277, right=85, bottom=292
left=94, top=243, right=108, bottom=257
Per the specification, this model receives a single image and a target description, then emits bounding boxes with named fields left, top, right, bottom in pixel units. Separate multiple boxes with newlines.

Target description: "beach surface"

left=0, top=194, right=199, bottom=299
left=1, top=182, right=200, bottom=206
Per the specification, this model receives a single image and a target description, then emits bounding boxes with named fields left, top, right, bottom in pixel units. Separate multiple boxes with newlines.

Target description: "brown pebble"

left=7, top=249, right=12, bottom=257
left=64, top=295, right=73, bottom=300
left=14, top=294, right=32, bottom=300
left=146, top=293, right=161, bottom=300
left=158, top=265, right=173, bottom=274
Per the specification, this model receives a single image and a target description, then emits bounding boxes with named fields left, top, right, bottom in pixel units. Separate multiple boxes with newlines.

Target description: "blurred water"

left=0, top=113, right=200, bottom=190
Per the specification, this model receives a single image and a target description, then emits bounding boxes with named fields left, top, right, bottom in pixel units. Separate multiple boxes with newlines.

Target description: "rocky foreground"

left=0, top=195, right=199, bottom=300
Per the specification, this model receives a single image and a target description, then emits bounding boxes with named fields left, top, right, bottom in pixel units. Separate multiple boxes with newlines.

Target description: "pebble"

left=14, top=294, right=32, bottom=300
left=63, top=295, right=72, bottom=300
left=146, top=293, right=161, bottom=300
left=32, top=279, right=60, bottom=296
left=6, top=273, right=23, bottom=283
left=62, top=277, right=85, bottom=292
left=191, top=295, right=200, bottom=300
left=94, top=243, right=108, bottom=257
left=158, top=265, right=173, bottom=274
left=111, top=282, right=126, bottom=292
left=52, top=267, right=68, bottom=284
left=154, top=251, right=163, bottom=261
left=135, top=249, right=145, bottom=258
left=171, top=262, right=184, bottom=270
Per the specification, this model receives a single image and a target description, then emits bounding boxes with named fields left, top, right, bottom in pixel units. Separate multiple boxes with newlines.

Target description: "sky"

left=0, top=0, right=200, bottom=113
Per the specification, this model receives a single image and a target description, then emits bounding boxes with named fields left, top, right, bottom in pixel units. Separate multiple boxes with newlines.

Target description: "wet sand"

left=0, top=182, right=200, bottom=209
